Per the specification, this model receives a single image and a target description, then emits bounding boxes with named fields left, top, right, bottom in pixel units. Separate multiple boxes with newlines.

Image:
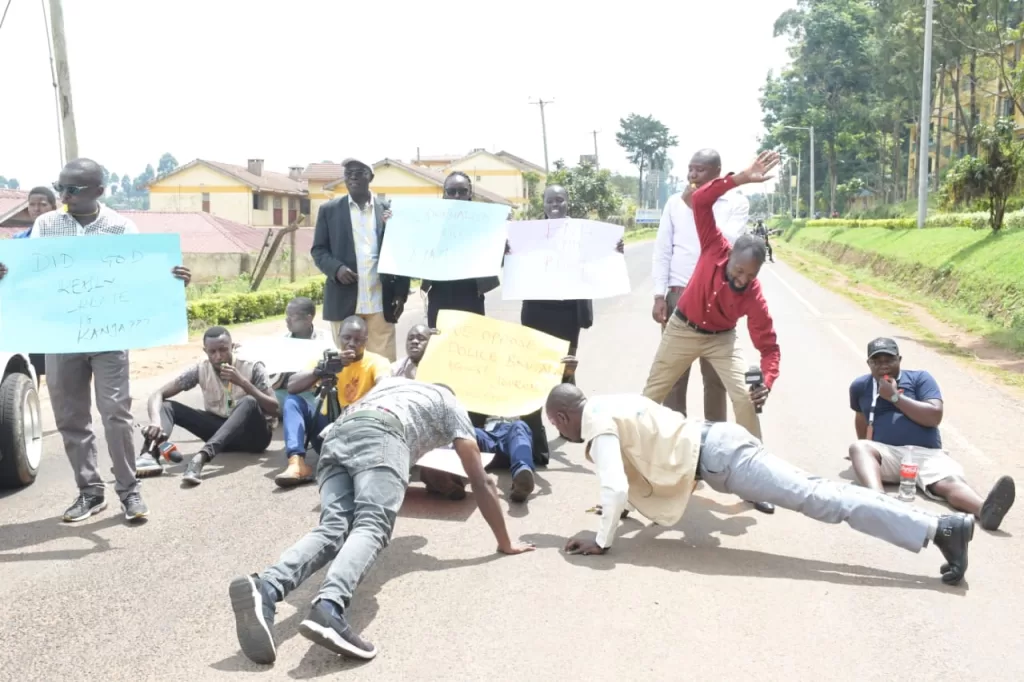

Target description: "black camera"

left=316, top=349, right=343, bottom=381
left=744, top=365, right=764, bottom=414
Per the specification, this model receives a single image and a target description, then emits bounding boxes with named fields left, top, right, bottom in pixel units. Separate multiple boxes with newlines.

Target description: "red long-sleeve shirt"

left=676, top=174, right=781, bottom=389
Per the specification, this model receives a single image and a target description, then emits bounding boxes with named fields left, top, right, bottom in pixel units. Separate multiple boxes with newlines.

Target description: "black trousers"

left=426, top=282, right=486, bottom=328
left=160, top=396, right=272, bottom=458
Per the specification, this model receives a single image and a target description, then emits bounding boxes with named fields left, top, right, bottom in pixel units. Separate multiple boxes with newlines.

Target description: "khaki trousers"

left=643, top=315, right=762, bottom=439
left=661, top=288, right=727, bottom=421
left=332, top=313, right=397, bottom=362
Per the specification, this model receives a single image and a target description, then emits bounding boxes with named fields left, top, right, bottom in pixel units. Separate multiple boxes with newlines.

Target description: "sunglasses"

left=53, top=182, right=95, bottom=195
left=343, top=169, right=371, bottom=179
left=444, top=187, right=471, bottom=198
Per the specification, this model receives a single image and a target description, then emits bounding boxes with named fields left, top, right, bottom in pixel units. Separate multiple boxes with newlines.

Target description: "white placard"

left=234, top=336, right=336, bottom=375
left=416, top=448, right=496, bottom=477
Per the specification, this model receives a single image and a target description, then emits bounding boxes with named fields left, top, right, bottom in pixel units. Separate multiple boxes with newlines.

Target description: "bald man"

left=276, top=315, right=392, bottom=487
left=0, top=158, right=190, bottom=523
left=545, top=384, right=976, bottom=586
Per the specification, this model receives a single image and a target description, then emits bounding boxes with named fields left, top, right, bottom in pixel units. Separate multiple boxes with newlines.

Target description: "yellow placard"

left=416, top=310, right=570, bottom=417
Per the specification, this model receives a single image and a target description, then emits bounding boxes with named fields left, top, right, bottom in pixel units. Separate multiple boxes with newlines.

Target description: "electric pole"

left=49, top=0, right=79, bottom=162
left=916, top=0, right=935, bottom=228
left=589, top=129, right=600, bottom=168
left=529, top=98, right=553, bottom=174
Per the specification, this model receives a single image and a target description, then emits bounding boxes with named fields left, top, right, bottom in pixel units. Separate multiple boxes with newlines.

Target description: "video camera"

left=315, top=349, right=343, bottom=382
left=744, top=365, right=765, bottom=414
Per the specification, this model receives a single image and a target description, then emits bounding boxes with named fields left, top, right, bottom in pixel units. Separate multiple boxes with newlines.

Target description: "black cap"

left=867, top=337, right=899, bottom=358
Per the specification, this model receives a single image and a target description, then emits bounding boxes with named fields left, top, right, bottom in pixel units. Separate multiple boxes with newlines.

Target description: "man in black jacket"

left=311, top=158, right=410, bottom=361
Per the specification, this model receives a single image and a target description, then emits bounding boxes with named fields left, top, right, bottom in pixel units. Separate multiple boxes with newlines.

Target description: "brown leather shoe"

left=274, top=455, right=314, bottom=488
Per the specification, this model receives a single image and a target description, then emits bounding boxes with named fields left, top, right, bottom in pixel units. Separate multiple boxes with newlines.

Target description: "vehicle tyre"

left=0, top=373, right=43, bottom=488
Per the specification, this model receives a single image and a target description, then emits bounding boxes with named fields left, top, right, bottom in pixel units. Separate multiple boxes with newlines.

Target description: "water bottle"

left=898, top=449, right=918, bottom=502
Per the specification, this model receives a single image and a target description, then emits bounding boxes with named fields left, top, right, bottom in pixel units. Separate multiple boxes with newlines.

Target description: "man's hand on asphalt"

left=564, top=535, right=606, bottom=556
left=335, top=265, right=358, bottom=285
left=498, top=541, right=536, bottom=555
left=749, top=385, right=770, bottom=409
left=878, top=376, right=898, bottom=400
left=652, top=296, right=668, bottom=324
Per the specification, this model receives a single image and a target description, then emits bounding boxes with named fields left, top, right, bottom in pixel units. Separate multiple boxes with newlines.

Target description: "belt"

left=340, top=407, right=404, bottom=435
left=674, top=308, right=735, bottom=335
left=695, top=420, right=714, bottom=480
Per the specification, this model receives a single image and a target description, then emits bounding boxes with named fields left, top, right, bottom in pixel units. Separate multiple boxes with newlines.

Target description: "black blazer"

left=310, top=195, right=410, bottom=323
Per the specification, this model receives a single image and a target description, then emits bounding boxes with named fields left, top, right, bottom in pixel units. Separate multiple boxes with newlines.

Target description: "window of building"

left=1003, top=98, right=1015, bottom=118
left=300, top=198, right=311, bottom=215
left=252, top=193, right=262, bottom=210
left=201, top=192, right=210, bottom=213
left=273, top=196, right=282, bottom=209
left=475, top=175, right=482, bottom=182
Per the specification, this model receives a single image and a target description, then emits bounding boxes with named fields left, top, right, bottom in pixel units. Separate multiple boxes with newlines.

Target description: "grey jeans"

left=699, top=422, right=934, bottom=552
left=45, top=351, right=138, bottom=501
left=261, top=412, right=409, bottom=609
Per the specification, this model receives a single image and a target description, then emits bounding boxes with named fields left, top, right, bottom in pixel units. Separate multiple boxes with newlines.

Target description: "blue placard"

left=0, top=234, right=188, bottom=353
left=377, top=198, right=510, bottom=280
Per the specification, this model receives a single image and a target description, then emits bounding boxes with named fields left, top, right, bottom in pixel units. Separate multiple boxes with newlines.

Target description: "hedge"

left=793, top=209, right=1024, bottom=231
left=186, top=277, right=323, bottom=325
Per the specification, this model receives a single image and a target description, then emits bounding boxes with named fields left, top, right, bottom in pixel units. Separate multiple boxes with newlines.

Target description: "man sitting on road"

left=137, top=326, right=279, bottom=485
left=848, top=337, right=1015, bottom=531
left=275, top=316, right=391, bottom=487
left=391, top=324, right=433, bottom=379
left=546, top=384, right=976, bottom=586
left=268, top=296, right=335, bottom=405
left=230, top=378, right=534, bottom=664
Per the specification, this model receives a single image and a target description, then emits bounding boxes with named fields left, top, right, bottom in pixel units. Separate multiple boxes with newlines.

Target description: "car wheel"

left=0, top=373, right=43, bottom=488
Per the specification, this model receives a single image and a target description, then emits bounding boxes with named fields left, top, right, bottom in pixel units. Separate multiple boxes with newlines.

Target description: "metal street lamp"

left=916, top=0, right=936, bottom=229
left=784, top=125, right=814, bottom=217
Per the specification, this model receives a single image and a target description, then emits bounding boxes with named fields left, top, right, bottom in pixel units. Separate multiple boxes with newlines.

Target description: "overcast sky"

left=0, top=0, right=796, bottom=192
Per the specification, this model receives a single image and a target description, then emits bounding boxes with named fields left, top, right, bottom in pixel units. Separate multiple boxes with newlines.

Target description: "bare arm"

left=454, top=437, right=517, bottom=552
left=288, top=370, right=319, bottom=395
left=854, top=412, right=868, bottom=440
left=147, top=379, right=183, bottom=425
left=237, top=370, right=281, bottom=418
left=896, top=397, right=944, bottom=429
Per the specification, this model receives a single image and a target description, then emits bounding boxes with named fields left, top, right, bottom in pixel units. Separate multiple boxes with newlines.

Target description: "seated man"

left=546, top=383, right=976, bottom=586
left=391, top=324, right=432, bottom=379
left=269, top=296, right=335, bottom=405
left=275, top=315, right=391, bottom=488
left=848, top=337, right=1015, bottom=531
left=137, top=326, right=280, bottom=485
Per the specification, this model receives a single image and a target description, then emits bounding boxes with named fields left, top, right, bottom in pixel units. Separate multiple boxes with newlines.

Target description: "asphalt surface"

left=2, top=242, right=1023, bottom=681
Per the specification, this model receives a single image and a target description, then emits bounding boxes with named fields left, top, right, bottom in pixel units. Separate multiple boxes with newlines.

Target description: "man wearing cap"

left=311, top=158, right=409, bottom=361
left=848, top=337, right=1015, bottom=531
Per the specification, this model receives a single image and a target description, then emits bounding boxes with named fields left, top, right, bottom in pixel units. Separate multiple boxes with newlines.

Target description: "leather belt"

left=341, top=407, right=404, bottom=435
left=674, top=308, right=734, bottom=335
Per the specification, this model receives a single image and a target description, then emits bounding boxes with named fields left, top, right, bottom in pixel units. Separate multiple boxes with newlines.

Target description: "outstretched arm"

left=565, top=434, right=629, bottom=555
left=454, top=437, right=535, bottom=555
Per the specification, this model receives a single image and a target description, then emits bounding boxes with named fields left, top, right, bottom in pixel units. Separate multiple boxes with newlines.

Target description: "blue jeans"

left=283, top=393, right=331, bottom=455
left=261, top=412, right=409, bottom=608
left=476, top=420, right=534, bottom=476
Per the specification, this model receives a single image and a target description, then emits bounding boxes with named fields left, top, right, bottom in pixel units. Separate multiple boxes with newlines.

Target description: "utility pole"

left=529, top=98, right=553, bottom=174
left=49, top=0, right=79, bottom=162
left=589, top=129, right=600, bottom=168
left=916, top=0, right=935, bottom=228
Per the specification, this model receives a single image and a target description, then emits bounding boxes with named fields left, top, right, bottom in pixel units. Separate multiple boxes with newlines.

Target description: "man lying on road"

left=137, top=326, right=279, bottom=485
left=545, top=384, right=976, bottom=586
left=848, top=337, right=1015, bottom=530
left=230, top=377, right=533, bottom=665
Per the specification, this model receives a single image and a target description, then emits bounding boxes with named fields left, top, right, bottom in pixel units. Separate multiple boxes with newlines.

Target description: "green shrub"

left=186, top=277, right=323, bottom=326
left=798, top=208, right=1024, bottom=231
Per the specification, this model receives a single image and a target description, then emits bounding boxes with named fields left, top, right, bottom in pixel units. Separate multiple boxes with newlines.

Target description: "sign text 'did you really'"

left=0, top=234, right=188, bottom=353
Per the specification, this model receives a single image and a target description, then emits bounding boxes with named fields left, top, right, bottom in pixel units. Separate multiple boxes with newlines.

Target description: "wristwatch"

left=890, top=392, right=901, bottom=404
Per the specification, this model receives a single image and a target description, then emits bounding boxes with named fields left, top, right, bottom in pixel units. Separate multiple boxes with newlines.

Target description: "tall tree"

left=121, top=174, right=133, bottom=197
left=522, top=160, right=622, bottom=220
left=6, top=178, right=19, bottom=190
left=157, top=152, right=179, bottom=176
left=615, top=114, right=678, bottom=205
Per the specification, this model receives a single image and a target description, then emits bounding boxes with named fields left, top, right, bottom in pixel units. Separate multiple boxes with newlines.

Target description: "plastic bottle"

left=898, top=449, right=918, bottom=502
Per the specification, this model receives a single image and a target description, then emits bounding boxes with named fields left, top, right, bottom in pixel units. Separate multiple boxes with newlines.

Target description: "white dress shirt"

left=348, top=194, right=383, bottom=315
left=651, top=187, right=750, bottom=295
left=589, top=433, right=631, bottom=549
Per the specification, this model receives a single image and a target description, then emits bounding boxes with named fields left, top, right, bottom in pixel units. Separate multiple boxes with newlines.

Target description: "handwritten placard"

left=378, top=198, right=510, bottom=280
left=0, top=234, right=187, bottom=353
left=502, top=218, right=630, bottom=300
left=415, top=310, right=569, bottom=417
left=234, top=336, right=337, bottom=375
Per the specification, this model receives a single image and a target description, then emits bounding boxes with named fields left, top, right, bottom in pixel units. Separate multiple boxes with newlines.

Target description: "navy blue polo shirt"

left=849, top=370, right=943, bottom=449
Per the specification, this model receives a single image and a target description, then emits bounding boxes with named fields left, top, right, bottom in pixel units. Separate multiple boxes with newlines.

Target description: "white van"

left=0, top=352, right=43, bottom=488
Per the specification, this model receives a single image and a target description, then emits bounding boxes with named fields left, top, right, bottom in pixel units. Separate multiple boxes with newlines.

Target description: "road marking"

left=765, top=267, right=994, bottom=468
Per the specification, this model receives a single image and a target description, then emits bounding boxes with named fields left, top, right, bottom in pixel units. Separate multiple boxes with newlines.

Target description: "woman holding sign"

left=419, top=171, right=503, bottom=328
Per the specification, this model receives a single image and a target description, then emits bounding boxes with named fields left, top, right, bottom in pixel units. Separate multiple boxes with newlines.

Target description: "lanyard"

left=867, top=374, right=900, bottom=441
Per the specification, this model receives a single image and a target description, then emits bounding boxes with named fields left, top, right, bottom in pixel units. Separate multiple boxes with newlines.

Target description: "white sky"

left=0, top=0, right=796, bottom=191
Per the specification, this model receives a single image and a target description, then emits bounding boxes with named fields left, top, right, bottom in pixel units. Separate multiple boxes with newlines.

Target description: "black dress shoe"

left=979, top=475, right=1015, bottom=531
left=934, top=514, right=974, bottom=585
left=750, top=501, right=775, bottom=514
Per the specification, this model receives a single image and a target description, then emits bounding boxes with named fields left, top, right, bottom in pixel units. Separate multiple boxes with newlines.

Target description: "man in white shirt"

left=651, top=149, right=749, bottom=420
left=544, top=384, right=976, bottom=586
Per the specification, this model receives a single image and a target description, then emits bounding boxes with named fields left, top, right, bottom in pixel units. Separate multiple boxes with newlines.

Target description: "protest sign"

left=378, top=198, right=509, bottom=280
left=417, top=449, right=496, bottom=478
left=502, top=218, right=631, bottom=300
left=0, top=234, right=188, bottom=353
left=234, top=336, right=336, bottom=375
left=415, top=309, right=569, bottom=417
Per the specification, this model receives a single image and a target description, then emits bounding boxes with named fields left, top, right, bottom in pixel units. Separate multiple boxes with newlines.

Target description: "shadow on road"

left=208, top=535, right=505, bottom=678
left=0, top=513, right=125, bottom=562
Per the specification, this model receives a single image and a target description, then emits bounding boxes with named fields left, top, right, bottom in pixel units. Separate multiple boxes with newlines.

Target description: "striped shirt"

left=348, top=195, right=383, bottom=314
left=30, top=203, right=138, bottom=238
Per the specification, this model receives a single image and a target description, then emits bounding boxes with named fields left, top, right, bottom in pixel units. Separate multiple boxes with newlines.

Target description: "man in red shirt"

left=642, top=150, right=780, bottom=440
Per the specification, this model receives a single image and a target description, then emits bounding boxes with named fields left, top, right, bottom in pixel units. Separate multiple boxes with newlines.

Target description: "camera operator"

left=275, top=315, right=391, bottom=487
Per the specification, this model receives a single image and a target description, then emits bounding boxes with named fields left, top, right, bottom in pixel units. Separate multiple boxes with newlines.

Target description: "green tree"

left=608, top=173, right=640, bottom=199
left=523, top=160, right=622, bottom=220
left=615, top=113, right=677, bottom=205
left=941, top=118, right=1024, bottom=230
left=157, top=152, right=179, bottom=176
left=121, top=174, right=133, bottom=197
left=6, top=178, right=19, bottom=190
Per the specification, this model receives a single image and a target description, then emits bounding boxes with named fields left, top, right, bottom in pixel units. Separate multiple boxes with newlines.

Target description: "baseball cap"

left=867, top=337, right=899, bottom=358
left=341, top=158, right=373, bottom=173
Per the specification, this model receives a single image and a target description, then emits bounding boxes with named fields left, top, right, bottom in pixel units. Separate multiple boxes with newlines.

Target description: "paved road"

left=3, top=243, right=1023, bottom=681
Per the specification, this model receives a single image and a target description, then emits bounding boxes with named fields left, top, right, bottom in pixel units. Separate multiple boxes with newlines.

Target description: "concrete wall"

left=184, top=251, right=322, bottom=285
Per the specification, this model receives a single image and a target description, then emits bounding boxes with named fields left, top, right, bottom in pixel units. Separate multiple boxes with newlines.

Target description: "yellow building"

left=321, top=159, right=511, bottom=206
left=437, top=149, right=546, bottom=206
left=149, top=159, right=310, bottom=227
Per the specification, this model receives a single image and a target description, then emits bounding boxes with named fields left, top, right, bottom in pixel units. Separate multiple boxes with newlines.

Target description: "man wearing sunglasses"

left=311, top=158, right=410, bottom=361
left=0, top=158, right=191, bottom=524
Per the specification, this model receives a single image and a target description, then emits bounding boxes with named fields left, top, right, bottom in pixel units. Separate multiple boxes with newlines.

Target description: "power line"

left=0, top=0, right=14, bottom=34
